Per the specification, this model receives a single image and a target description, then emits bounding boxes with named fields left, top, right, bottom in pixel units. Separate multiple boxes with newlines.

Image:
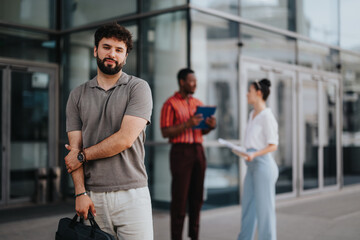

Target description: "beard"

left=96, top=55, right=125, bottom=75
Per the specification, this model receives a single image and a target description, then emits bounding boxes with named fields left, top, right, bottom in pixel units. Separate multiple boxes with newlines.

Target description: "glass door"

left=0, top=67, right=3, bottom=204
left=299, top=74, right=320, bottom=191
left=0, top=61, right=57, bottom=205
left=321, top=80, right=340, bottom=188
left=299, top=72, right=340, bottom=194
left=240, top=58, right=297, bottom=197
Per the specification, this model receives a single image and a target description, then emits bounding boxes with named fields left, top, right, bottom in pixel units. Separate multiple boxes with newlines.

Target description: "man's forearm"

left=83, top=115, right=147, bottom=161
left=71, top=167, right=86, bottom=194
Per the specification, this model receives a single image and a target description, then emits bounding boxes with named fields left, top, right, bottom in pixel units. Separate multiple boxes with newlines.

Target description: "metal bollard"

left=35, top=168, right=48, bottom=204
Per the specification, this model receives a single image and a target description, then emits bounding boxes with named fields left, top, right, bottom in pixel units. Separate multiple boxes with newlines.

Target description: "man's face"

left=181, top=73, right=197, bottom=94
left=94, top=37, right=128, bottom=75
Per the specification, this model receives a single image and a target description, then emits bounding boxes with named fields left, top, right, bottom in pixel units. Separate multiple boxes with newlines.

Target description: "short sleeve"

left=124, top=80, right=153, bottom=124
left=66, top=90, right=82, bottom=132
left=263, top=113, right=279, bottom=146
left=160, top=101, right=174, bottom=128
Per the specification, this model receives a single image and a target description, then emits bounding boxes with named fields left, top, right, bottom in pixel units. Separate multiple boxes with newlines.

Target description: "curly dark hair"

left=94, top=23, right=133, bottom=53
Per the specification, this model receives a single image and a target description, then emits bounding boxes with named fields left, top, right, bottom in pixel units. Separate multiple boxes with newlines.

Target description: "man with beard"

left=64, top=23, right=153, bottom=240
left=160, top=68, right=216, bottom=240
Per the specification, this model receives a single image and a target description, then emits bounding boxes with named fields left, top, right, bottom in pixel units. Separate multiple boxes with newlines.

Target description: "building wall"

left=1, top=0, right=360, bottom=208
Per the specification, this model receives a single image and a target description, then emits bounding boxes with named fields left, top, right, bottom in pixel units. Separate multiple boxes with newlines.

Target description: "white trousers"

left=89, top=187, right=153, bottom=240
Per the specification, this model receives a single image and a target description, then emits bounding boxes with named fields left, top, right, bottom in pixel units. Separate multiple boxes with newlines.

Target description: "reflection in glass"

left=0, top=0, right=55, bottom=29
left=62, top=0, right=136, bottom=29
left=270, top=73, right=293, bottom=193
left=340, top=0, right=360, bottom=51
left=10, top=71, right=49, bottom=200
left=140, top=11, right=187, bottom=142
left=297, top=40, right=340, bottom=72
left=0, top=69, right=2, bottom=201
left=139, top=12, right=187, bottom=206
left=297, top=0, right=339, bottom=45
left=302, top=80, right=319, bottom=190
left=341, top=53, right=360, bottom=185
left=191, top=11, right=239, bottom=140
left=0, top=27, right=57, bottom=63
left=323, top=83, right=337, bottom=186
left=241, top=25, right=296, bottom=65
left=240, top=0, right=295, bottom=31
left=142, top=0, right=186, bottom=12
left=191, top=0, right=239, bottom=15
left=204, top=147, right=239, bottom=208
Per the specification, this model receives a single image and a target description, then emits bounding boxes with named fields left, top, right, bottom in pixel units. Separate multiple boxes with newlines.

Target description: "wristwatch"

left=77, top=150, right=86, bottom=164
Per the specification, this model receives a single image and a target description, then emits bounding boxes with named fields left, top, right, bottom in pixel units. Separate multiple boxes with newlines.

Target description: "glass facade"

left=191, top=11, right=240, bottom=207
left=241, top=25, right=296, bottom=64
left=142, top=0, right=187, bottom=12
left=0, top=0, right=56, bottom=29
left=0, top=27, right=58, bottom=63
left=0, top=0, right=360, bottom=208
left=340, top=0, right=360, bottom=52
left=240, top=0, right=295, bottom=31
left=62, top=0, right=136, bottom=29
left=139, top=11, right=188, bottom=206
left=192, top=0, right=239, bottom=16
left=342, top=52, right=360, bottom=185
left=297, top=0, right=339, bottom=46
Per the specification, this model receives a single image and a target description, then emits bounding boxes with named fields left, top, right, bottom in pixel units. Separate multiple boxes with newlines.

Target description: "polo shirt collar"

left=88, top=72, right=130, bottom=89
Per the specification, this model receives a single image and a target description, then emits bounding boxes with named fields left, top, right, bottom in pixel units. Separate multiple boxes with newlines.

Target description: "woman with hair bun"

left=233, top=78, right=279, bottom=240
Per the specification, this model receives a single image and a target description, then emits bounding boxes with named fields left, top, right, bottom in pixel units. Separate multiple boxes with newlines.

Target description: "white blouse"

left=244, top=108, right=278, bottom=150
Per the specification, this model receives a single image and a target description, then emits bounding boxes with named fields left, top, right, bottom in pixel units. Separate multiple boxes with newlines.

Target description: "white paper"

left=218, top=138, right=248, bottom=155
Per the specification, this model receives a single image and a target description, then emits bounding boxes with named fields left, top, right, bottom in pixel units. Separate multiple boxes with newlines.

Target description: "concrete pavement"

left=1, top=184, right=360, bottom=240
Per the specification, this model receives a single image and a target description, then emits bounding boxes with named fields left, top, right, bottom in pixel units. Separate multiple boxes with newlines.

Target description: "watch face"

left=78, top=153, right=84, bottom=161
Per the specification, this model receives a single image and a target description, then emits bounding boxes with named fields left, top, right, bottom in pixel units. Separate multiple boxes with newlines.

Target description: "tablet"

left=193, top=106, right=216, bottom=129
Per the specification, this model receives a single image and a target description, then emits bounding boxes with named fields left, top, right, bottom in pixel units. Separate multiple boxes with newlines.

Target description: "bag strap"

left=88, top=211, right=101, bottom=230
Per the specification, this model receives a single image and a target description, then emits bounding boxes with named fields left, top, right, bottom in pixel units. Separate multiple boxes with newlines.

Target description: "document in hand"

left=193, top=106, right=216, bottom=129
left=218, top=138, right=247, bottom=155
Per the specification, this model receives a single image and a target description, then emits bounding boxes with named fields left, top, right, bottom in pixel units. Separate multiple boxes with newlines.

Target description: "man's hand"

left=187, top=114, right=203, bottom=128
left=205, top=116, right=216, bottom=129
left=75, top=194, right=96, bottom=220
left=65, top=144, right=82, bottom=173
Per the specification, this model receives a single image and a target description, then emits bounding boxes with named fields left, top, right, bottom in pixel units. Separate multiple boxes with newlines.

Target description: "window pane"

left=241, top=25, right=296, bottom=65
left=10, top=71, right=49, bottom=200
left=0, top=69, right=2, bottom=202
left=240, top=0, right=295, bottom=31
left=297, top=0, right=339, bottom=45
left=271, top=73, right=294, bottom=194
left=140, top=11, right=187, bottom=142
left=62, top=0, right=136, bottom=29
left=340, top=0, right=360, bottom=52
left=192, top=0, right=239, bottom=15
left=142, top=0, right=186, bottom=12
left=0, top=27, right=57, bottom=63
left=302, top=80, right=319, bottom=190
left=140, top=11, right=187, bottom=205
left=323, top=82, right=337, bottom=186
left=191, top=11, right=239, bottom=140
left=298, top=40, right=340, bottom=72
left=204, top=147, right=239, bottom=208
left=342, top=53, right=360, bottom=185
left=0, top=0, right=55, bottom=29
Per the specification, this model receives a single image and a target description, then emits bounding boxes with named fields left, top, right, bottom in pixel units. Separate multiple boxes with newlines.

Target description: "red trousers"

left=170, top=143, right=206, bottom=240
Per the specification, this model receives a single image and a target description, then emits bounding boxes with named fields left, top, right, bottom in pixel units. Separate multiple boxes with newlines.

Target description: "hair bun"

left=259, top=78, right=271, bottom=87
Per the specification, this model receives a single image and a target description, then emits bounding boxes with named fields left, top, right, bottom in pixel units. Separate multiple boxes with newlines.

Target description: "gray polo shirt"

left=66, top=72, right=153, bottom=192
